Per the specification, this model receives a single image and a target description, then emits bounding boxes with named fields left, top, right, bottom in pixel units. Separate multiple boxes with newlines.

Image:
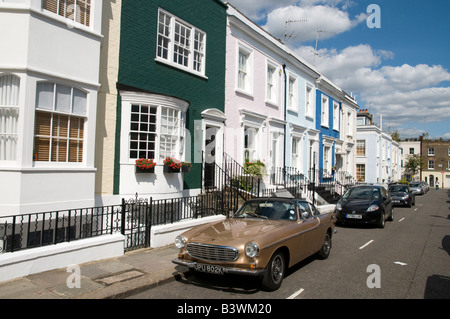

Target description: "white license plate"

left=346, top=214, right=362, bottom=219
left=195, top=263, right=224, bottom=275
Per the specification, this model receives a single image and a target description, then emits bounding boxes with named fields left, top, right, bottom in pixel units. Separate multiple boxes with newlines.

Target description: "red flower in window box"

left=163, top=157, right=182, bottom=172
left=135, top=158, right=157, bottom=173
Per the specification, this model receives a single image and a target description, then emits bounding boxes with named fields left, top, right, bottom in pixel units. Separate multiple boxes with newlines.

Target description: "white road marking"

left=287, top=288, right=305, bottom=299
left=394, top=261, right=407, bottom=266
left=399, top=217, right=405, bottom=222
left=359, top=240, right=374, bottom=250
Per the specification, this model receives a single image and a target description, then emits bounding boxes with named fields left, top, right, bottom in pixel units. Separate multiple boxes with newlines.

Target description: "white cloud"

left=296, top=44, right=450, bottom=128
left=262, top=5, right=365, bottom=43
left=226, top=0, right=299, bottom=21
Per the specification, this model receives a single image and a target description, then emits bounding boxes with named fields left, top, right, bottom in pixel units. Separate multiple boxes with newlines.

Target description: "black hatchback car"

left=335, top=185, right=393, bottom=228
left=388, top=184, right=415, bottom=207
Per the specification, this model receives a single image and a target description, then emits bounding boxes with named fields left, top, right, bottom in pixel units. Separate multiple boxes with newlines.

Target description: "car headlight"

left=336, top=203, right=342, bottom=211
left=245, top=242, right=259, bottom=258
left=175, top=235, right=186, bottom=249
left=367, top=205, right=379, bottom=212
left=403, top=195, right=409, bottom=199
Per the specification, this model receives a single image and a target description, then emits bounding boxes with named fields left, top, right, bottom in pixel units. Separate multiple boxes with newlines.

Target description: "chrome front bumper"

left=172, top=258, right=266, bottom=276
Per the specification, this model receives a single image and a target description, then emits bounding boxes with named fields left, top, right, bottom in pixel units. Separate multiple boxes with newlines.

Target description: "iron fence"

left=0, top=193, right=224, bottom=253
left=0, top=205, right=122, bottom=253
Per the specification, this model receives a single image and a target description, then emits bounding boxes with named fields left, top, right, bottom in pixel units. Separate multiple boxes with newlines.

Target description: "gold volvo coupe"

left=172, top=198, right=335, bottom=291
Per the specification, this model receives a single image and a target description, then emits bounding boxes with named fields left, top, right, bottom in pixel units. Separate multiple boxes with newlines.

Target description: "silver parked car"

left=409, top=182, right=425, bottom=195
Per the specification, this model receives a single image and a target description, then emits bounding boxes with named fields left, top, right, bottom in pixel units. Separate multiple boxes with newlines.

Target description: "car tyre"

left=317, top=232, right=332, bottom=260
left=387, top=207, right=394, bottom=221
left=378, top=212, right=386, bottom=228
left=261, top=251, right=285, bottom=291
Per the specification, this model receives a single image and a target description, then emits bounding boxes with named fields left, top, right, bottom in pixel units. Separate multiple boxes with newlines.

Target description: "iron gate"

left=121, top=194, right=151, bottom=251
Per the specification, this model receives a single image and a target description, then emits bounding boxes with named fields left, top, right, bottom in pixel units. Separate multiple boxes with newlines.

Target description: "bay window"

left=0, top=74, right=20, bottom=161
left=43, top=0, right=91, bottom=27
left=34, top=82, right=86, bottom=163
left=122, top=92, right=188, bottom=164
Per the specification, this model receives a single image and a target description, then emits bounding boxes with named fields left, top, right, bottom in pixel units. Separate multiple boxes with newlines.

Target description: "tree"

left=404, top=154, right=424, bottom=179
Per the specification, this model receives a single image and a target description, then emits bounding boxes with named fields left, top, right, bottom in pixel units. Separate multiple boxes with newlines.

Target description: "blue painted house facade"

left=315, top=77, right=343, bottom=182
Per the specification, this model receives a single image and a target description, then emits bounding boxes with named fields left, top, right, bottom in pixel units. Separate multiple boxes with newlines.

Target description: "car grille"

left=187, top=243, right=239, bottom=262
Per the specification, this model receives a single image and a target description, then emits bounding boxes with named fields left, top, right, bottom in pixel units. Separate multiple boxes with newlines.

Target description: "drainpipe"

left=282, top=63, right=287, bottom=169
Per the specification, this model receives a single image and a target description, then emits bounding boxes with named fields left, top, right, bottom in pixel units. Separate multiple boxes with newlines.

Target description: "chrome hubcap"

left=271, top=255, right=284, bottom=284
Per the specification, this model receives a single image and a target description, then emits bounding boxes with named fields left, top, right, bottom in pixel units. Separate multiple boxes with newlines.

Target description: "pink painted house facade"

left=224, top=5, right=286, bottom=187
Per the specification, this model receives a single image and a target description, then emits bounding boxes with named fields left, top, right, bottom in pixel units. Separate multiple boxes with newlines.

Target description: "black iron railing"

left=0, top=205, right=122, bottom=253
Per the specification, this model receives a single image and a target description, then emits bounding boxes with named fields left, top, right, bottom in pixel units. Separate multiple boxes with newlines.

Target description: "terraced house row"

left=0, top=0, right=401, bottom=216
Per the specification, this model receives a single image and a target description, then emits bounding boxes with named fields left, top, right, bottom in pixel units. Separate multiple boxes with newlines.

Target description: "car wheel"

left=261, top=251, right=285, bottom=291
left=378, top=212, right=385, bottom=228
left=317, top=232, right=332, bottom=260
left=387, top=207, right=394, bottom=221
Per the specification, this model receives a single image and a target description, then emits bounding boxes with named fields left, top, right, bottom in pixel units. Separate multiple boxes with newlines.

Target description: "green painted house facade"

left=113, top=0, right=227, bottom=198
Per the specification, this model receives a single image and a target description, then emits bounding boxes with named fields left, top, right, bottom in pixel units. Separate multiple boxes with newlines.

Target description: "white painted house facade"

left=0, top=0, right=103, bottom=216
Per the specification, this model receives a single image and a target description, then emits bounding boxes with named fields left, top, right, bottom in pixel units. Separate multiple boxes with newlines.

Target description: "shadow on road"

left=424, top=274, right=450, bottom=299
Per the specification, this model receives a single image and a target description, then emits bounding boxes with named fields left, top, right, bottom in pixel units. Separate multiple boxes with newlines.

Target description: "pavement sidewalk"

left=0, top=245, right=187, bottom=299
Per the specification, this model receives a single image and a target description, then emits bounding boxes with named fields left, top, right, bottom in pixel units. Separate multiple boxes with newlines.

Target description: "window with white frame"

left=305, top=84, right=314, bottom=118
left=129, top=104, right=184, bottom=162
left=156, top=9, right=206, bottom=76
left=428, top=148, right=435, bottom=156
left=321, top=94, right=329, bottom=127
left=129, top=104, right=157, bottom=160
left=428, top=160, right=435, bottom=170
left=287, top=75, right=297, bottom=111
left=237, top=45, right=252, bottom=93
left=0, top=74, right=20, bottom=161
left=347, top=111, right=353, bottom=136
left=266, top=63, right=278, bottom=104
left=292, top=137, right=301, bottom=169
left=333, top=101, right=339, bottom=130
left=323, top=145, right=331, bottom=173
left=34, top=82, right=87, bottom=163
left=43, top=0, right=91, bottom=27
left=356, top=140, right=366, bottom=156
left=244, top=127, right=258, bottom=162
left=356, top=164, right=365, bottom=182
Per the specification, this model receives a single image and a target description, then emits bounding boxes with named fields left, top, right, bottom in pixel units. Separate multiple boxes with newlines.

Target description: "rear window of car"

left=389, top=186, right=408, bottom=192
left=343, top=187, right=380, bottom=200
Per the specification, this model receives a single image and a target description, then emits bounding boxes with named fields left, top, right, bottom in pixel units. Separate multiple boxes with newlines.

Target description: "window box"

left=136, top=166, right=155, bottom=174
left=181, top=162, right=192, bottom=173
left=135, top=158, right=156, bottom=173
left=163, top=157, right=181, bottom=173
left=164, top=165, right=181, bottom=173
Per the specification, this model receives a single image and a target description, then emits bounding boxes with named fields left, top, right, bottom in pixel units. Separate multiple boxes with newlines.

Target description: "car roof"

left=245, top=197, right=310, bottom=203
left=350, top=184, right=383, bottom=189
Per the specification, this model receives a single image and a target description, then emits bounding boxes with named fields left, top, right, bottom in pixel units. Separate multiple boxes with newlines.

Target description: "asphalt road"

left=128, top=188, right=450, bottom=300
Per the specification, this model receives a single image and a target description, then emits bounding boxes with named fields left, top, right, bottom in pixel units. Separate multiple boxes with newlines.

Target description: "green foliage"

left=243, top=160, right=266, bottom=178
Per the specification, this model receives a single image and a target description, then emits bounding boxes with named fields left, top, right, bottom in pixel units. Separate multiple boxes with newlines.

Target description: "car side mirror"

left=301, top=211, right=309, bottom=220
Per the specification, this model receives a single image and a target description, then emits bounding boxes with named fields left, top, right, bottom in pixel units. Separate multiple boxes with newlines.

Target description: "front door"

left=204, top=126, right=218, bottom=189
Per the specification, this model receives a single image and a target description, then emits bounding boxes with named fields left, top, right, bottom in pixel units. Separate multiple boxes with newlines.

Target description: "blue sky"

left=227, top=0, right=450, bottom=139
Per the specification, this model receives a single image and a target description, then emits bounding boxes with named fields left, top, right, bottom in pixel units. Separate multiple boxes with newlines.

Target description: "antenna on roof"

left=283, top=19, right=307, bottom=44
left=313, top=30, right=335, bottom=65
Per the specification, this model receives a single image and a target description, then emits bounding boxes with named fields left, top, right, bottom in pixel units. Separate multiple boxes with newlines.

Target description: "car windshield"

left=233, top=200, right=297, bottom=221
left=389, top=185, right=408, bottom=192
left=343, top=187, right=380, bottom=200
left=410, top=183, right=420, bottom=187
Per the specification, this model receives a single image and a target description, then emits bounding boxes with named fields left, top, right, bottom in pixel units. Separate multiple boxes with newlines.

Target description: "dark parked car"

left=388, top=184, right=415, bottom=207
left=335, top=185, right=393, bottom=228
